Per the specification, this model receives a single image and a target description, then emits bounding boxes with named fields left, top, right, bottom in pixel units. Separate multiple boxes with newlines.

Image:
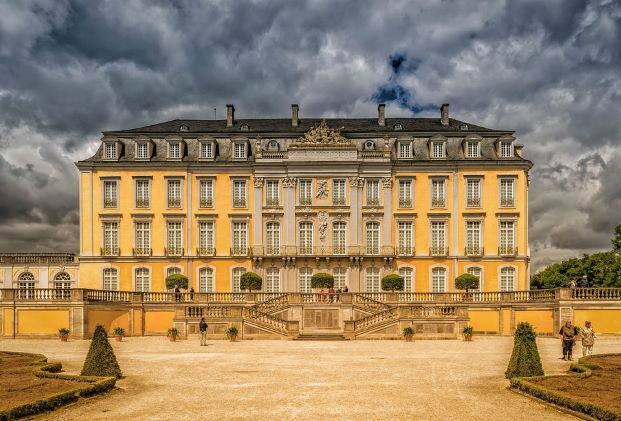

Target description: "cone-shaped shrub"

left=81, top=325, right=122, bottom=379
left=505, top=322, right=544, bottom=379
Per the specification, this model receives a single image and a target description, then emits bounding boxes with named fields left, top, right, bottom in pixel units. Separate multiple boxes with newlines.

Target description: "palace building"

left=75, top=103, right=531, bottom=294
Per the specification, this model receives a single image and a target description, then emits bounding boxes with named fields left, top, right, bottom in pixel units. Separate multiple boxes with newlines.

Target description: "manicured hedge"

left=0, top=352, right=117, bottom=421
left=381, top=273, right=404, bottom=291
left=310, top=272, right=334, bottom=289
left=240, top=271, right=263, bottom=292
left=505, top=322, right=544, bottom=378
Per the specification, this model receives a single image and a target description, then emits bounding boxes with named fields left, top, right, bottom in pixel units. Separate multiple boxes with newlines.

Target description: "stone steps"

left=294, top=333, right=348, bottom=341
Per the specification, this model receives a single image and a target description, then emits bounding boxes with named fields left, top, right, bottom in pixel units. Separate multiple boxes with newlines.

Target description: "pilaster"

left=382, top=177, right=393, bottom=248
left=253, top=177, right=264, bottom=249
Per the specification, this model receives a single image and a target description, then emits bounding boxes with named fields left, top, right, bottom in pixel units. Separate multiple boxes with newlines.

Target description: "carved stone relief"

left=318, top=211, right=328, bottom=241
left=316, top=179, right=329, bottom=199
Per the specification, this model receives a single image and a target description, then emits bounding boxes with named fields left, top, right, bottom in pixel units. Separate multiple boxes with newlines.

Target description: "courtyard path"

left=2, top=336, right=620, bottom=420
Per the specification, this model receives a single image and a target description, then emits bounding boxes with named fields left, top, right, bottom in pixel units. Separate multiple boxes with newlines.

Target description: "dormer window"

left=179, top=124, right=189, bottom=132
left=431, top=141, right=446, bottom=159
left=500, top=141, right=513, bottom=158
left=364, top=141, right=376, bottom=151
left=398, top=141, right=412, bottom=159
left=459, top=123, right=469, bottom=131
left=466, top=141, right=480, bottom=158
left=394, top=123, right=403, bottom=131
left=233, top=142, right=247, bottom=159
left=104, top=142, right=117, bottom=160
left=267, top=140, right=279, bottom=151
left=136, top=142, right=150, bottom=159
left=168, top=142, right=181, bottom=159
left=200, top=141, right=214, bottom=159
left=240, top=123, right=249, bottom=132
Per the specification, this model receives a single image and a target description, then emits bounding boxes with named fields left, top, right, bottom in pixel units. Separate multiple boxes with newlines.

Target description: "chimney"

left=291, top=104, right=299, bottom=127
left=226, top=104, right=235, bottom=127
left=378, top=103, right=385, bottom=126
left=440, top=103, right=449, bottom=126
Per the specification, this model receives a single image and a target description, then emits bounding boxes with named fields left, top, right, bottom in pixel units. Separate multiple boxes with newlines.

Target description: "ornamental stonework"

left=381, top=177, right=393, bottom=188
left=282, top=177, right=297, bottom=188
left=349, top=177, right=365, bottom=188
left=253, top=177, right=264, bottom=188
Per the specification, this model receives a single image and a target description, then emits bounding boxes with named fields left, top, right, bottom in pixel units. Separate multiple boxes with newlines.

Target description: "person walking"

left=559, top=320, right=579, bottom=360
left=199, top=317, right=208, bottom=346
left=580, top=320, right=596, bottom=356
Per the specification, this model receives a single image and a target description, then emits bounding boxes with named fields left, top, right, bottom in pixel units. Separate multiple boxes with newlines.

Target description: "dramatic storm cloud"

left=0, top=0, right=620, bottom=271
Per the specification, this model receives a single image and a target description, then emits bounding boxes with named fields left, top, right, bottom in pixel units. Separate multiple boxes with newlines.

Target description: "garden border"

left=0, top=351, right=116, bottom=420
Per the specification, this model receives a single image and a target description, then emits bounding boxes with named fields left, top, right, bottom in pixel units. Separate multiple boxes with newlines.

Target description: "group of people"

left=559, top=320, right=596, bottom=360
left=318, top=286, right=348, bottom=303
left=174, top=286, right=195, bottom=302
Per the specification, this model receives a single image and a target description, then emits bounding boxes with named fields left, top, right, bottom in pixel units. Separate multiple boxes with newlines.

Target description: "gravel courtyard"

left=2, top=336, right=620, bottom=420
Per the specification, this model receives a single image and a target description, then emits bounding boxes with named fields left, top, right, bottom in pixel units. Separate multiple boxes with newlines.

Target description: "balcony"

left=104, top=198, right=117, bottom=208
left=233, top=198, right=247, bottom=208
left=200, top=199, right=213, bottom=208
left=168, top=199, right=181, bottom=208
left=230, top=246, right=249, bottom=256
left=467, top=197, right=481, bottom=207
left=0, top=253, right=77, bottom=265
left=396, top=246, right=415, bottom=256
left=501, top=197, right=515, bottom=207
left=465, top=246, right=484, bottom=256
left=197, top=247, right=216, bottom=256
left=299, top=198, right=312, bottom=206
left=398, top=198, right=412, bottom=208
left=265, top=198, right=280, bottom=207
left=261, top=151, right=287, bottom=159
left=136, top=198, right=150, bottom=208
left=332, top=197, right=346, bottom=206
left=366, top=198, right=380, bottom=206
left=498, top=245, right=517, bottom=256
left=431, top=198, right=446, bottom=208
left=165, top=247, right=184, bottom=256
left=133, top=247, right=152, bottom=257
left=430, top=246, right=449, bottom=256
left=101, top=247, right=120, bottom=256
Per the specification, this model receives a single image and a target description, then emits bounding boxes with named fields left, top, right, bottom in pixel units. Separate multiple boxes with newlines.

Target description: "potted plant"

left=462, top=326, right=474, bottom=341
left=240, top=272, right=263, bottom=292
left=402, top=326, right=415, bottom=342
left=58, top=328, right=70, bottom=342
left=226, top=326, right=239, bottom=342
left=455, top=273, right=480, bottom=299
left=167, top=327, right=179, bottom=342
left=113, top=327, right=125, bottom=342
left=382, top=274, right=405, bottom=292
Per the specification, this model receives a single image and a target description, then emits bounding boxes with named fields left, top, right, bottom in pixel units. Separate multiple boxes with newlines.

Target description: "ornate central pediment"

left=292, top=121, right=354, bottom=148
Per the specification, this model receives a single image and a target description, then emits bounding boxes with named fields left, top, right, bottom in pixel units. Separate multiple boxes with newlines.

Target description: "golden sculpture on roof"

left=296, top=120, right=350, bottom=145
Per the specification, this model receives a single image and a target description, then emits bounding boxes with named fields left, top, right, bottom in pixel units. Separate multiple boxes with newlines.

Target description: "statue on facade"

left=316, top=179, right=328, bottom=199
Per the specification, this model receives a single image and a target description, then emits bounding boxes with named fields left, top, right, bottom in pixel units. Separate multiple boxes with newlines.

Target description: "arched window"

left=266, top=267, right=280, bottom=293
left=267, top=140, right=279, bottom=151
left=332, top=222, right=346, bottom=254
left=199, top=267, right=214, bottom=293
left=18, top=272, right=35, bottom=289
left=54, top=272, right=71, bottom=289
left=299, top=267, right=312, bottom=293
left=103, top=268, right=118, bottom=291
left=266, top=222, right=280, bottom=255
left=466, top=266, right=483, bottom=292
left=366, top=267, right=380, bottom=292
left=333, top=267, right=347, bottom=290
left=399, top=267, right=414, bottom=292
left=232, top=267, right=247, bottom=293
left=179, top=124, right=189, bottom=132
left=240, top=123, right=249, bottom=132
left=135, top=267, right=150, bottom=292
left=431, top=267, right=447, bottom=293
left=393, top=123, right=403, bottom=131
left=167, top=266, right=181, bottom=277
left=365, top=222, right=380, bottom=255
left=364, top=140, right=375, bottom=151
left=500, top=267, right=516, bottom=291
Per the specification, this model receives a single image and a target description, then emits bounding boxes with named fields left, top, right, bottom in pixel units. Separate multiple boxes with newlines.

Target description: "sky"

left=0, top=0, right=620, bottom=272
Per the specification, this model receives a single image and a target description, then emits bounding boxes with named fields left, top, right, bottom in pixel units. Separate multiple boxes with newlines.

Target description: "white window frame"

left=365, top=268, right=380, bottom=292
left=365, top=180, right=380, bottom=206
left=333, top=267, right=347, bottom=290
left=168, top=142, right=181, bottom=159
left=499, top=178, right=515, bottom=207
left=104, top=142, right=117, bottom=160
left=232, top=179, right=248, bottom=208
left=332, top=221, right=346, bottom=255
left=166, top=221, right=183, bottom=255
left=134, top=221, right=151, bottom=255
left=499, top=266, right=517, bottom=291
left=465, top=177, right=482, bottom=208
left=398, top=267, right=415, bottom=293
left=333, top=179, right=346, bottom=205
left=265, top=222, right=280, bottom=255
left=199, top=179, right=214, bottom=208
left=198, top=221, right=215, bottom=255
left=466, top=141, right=480, bottom=158
left=465, top=220, right=482, bottom=255
left=499, top=141, right=514, bottom=158
left=231, top=267, right=247, bottom=292
left=265, top=267, right=280, bottom=293
left=103, top=180, right=118, bottom=208
left=430, top=221, right=447, bottom=255
left=136, top=142, right=149, bottom=160
left=365, top=221, right=380, bottom=255
left=299, top=221, right=313, bottom=255
left=299, top=179, right=313, bottom=205
left=398, top=179, right=413, bottom=208
left=198, top=267, right=215, bottom=292
left=431, top=141, right=446, bottom=159
left=299, top=267, right=313, bottom=293
left=430, top=266, right=448, bottom=293
left=103, top=268, right=119, bottom=291
left=430, top=178, right=447, bottom=208
left=397, top=221, right=414, bottom=256
left=265, top=180, right=280, bottom=206
left=167, top=179, right=182, bottom=208
left=232, top=221, right=248, bottom=255
left=398, top=141, right=412, bottom=159
left=199, top=141, right=215, bottom=159
left=465, top=266, right=483, bottom=292
left=102, top=221, right=119, bottom=255
left=134, top=267, right=151, bottom=292
left=499, top=220, right=516, bottom=255
left=135, top=178, right=150, bottom=208
left=233, top=142, right=247, bottom=159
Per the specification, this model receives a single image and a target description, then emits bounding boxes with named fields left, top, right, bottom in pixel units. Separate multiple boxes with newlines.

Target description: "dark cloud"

left=0, top=0, right=620, bottom=270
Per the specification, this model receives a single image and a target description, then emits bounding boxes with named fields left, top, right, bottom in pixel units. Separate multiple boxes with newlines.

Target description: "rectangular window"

left=167, top=221, right=183, bottom=255
left=104, top=143, right=117, bottom=159
left=333, top=179, right=346, bottom=205
left=466, top=178, right=481, bottom=207
left=168, top=142, right=181, bottom=159
left=432, top=141, right=446, bottom=158
left=199, top=268, right=214, bottom=292
left=135, top=268, right=150, bottom=292
left=500, top=268, right=516, bottom=291
left=198, top=221, right=215, bottom=255
left=366, top=268, right=380, bottom=293
left=397, top=222, right=413, bottom=255
left=466, top=221, right=481, bottom=255
left=167, top=180, right=182, bottom=208
left=266, top=268, right=280, bottom=293
left=233, top=143, right=246, bottom=159
left=103, top=269, right=118, bottom=291
left=232, top=222, right=248, bottom=255
left=499, top=221, right=516, bottom=255
left=232, top=268, right=246, bottom=293
left=136, top=143, right=149, bottom=159
left=265, top=222, right=280, bottom=255
left=265, top=180, right=279, bottom=206
left=466, top=141, right=480, bottom=158
left=135, top=179, right=150, bottom=208
left=500, top=179, right=515, bottom=207
left=299, top=180, right=312, bottom=205
left=431, top=179, right=446, bottom=208
left=431, top=267, right=447, bottom=293
left=134, top=222, right=151, bottom=255
left=430, top=221, right=446, bottom=255
left=200, top=142, right=213, bottom=159
left=398, top=180, right=413, bottom=208
left=500, top=141, right=513, bottom=158
left=199, top=180, right=213, bottom=208
left=399, top=267, right=414, bottom=292
left=399, top=142, right=412, bottom=159
left=365, top=222, right=380, bottom=255
left=233, top=180, right=247, bottom=208
left=299, top=268, right=312, bottom=293
left=365, top=180, right=380, bottom=206
left=333, top=268, right=347, bottom=290
left=103, top=181, right=118, bottom=208
left=332, top=222, right=346, bottom=255
left=299, top=222, right=313, bottom=255
left=466, top=267, right=482, bottom=292
left=102, top=222, right=119, bottom=255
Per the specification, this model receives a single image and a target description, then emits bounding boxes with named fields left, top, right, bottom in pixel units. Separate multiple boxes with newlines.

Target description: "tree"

left=505, top=322, right=544, bottom=379
left=240, top=271, right=262, bottom=292
left=310, top=272, right=334, bottom=289
left=165, top=273, right=188, bottom=290
left=612, top=224, right=621, bottom=254
left=81, top=325, right=122, bottom=379
left=381, top=273, right=404, bottom=292
left=455, top=273, right=479, bottom=292
left=531, top=252, right=621, bottom=289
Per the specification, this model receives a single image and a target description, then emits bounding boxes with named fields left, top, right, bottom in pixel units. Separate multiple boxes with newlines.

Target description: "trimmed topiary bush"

left=165, top=273, right=188, bottom=290
left=505, top=322, right=544, bottom=379
left=310, top=272, right=334, bottom=289
left=81, top=325, right=122, bottom=379
left=240, top=271, right=263, bottom=292
left=455, top=273, right=479, bottom=292
left=381, top=273, right=404, bottom=291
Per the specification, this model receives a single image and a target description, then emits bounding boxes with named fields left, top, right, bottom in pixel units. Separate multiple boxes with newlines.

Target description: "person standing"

left=569, top=279, right=577, bottom=289
left=343, top=285, right=348, bottom=293
left=580, top=321, right=596, bottom=356
left=328, top=286, right=335, bottom=303
left=559, top=320, right=579, bottom=361
left=199, top=317, right=208, bottom=346
left=189, top=286, right=195, bottom=301
left=174, top=286, right=181, bottom=302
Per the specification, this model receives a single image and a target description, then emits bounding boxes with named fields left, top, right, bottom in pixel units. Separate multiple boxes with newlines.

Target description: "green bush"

left=240, top=271, right=263, bottom=292
left=455, top=273, right=479, bottom=291
left=58, top=328, right=70, bottom=336
left=226, top=326, right=239, bottom=338
left=165, top=273, right=188, bottom=290
left=167, top=327, right=179, bottom=337
left=381, top=273, right=404, bottom=291
left=113, top=327, right=125, bottom=336
left=505, top=322, right=544, bottom=379
left=311, top=272, right=334, bottom=289
left=81, top=325, right=122, bottom=379
left=462, top=326, right=473, bottom=335
left=402, top=326, right=415, bottom=337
